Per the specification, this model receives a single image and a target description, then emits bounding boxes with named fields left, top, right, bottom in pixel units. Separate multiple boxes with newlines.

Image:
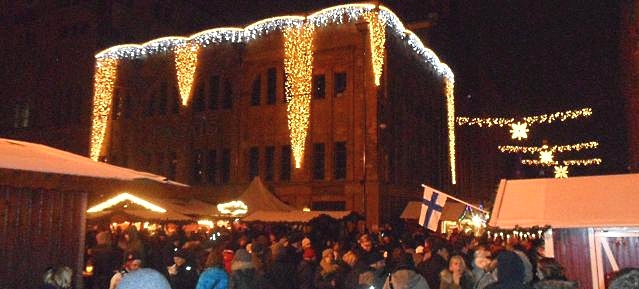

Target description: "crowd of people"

left=75, top=219, right=639, bottom=289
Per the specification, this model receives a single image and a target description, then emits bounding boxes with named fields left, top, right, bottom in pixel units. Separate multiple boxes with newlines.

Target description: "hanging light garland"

left=457, top=107, right=592, bottom=140
left=90, top=58, right=118, bottom=161
left=363, top=11, right=386, bottom=86
left=91, top=4, right=455, bottom=181
left=174, top=42, right=200, bottom=106
left=498, top=141, right=599, bottom=154
left=86, top=192, right=166, bottom=213
left=284, top=22, right=315, bottom=169
left=521, top=158, right=602, bottom=167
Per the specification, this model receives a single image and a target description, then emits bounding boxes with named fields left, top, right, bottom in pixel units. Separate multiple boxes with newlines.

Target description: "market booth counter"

left=0, top=138, right=189, bottom=289
left=490, top=173, right=639, bottom=289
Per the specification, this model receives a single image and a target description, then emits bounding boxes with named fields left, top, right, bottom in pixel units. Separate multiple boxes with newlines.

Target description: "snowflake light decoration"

left=554, top=165, right=569, bottom=178
left=509, top=122, right=529, bottom=140
left=539, top=150, right=554, bottom=164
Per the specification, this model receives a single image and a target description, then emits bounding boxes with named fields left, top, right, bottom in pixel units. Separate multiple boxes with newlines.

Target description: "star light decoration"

left=539, top=149, right=554, bottom=164
left=89, top=3, right=457, bottom=183
left=509, top=122, right=529, bottom=140
left=554, top=165, right=569, bottom=178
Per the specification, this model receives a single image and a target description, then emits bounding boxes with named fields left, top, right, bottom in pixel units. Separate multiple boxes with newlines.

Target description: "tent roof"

left=489, top=174, right=639, bottom=229
left=400, top=200, right=469, bottom=221
left=237, top=177, right=294, bottom=213
left=0, top=138, right=185, bottom=186
left=86, top=193, right=211, bottom=222
left=242, top=210, right=352, bottom=223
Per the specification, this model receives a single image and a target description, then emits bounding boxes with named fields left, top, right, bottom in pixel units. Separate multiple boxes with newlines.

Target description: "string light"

left=445, top=79, right=456, bottom=184
left=284, top=22, right=314, bottom=169
left=174, top=42, right=200, bottom=106
left=498, top=141, right=599, bottom=154
left=90, top=4, right=455, bottom=178
left=90, top=58, right=118, bottom=161
left=216, top=200, right=248, bottom=215
left=456, top=107, right=592, bottom=127
left=521, top=158, right=602, bottom=166
left=87, top=192, right=166, bottom=213
left=363, top=11, right=386, bottom=86
left=554, top=165, right=569, bottom=178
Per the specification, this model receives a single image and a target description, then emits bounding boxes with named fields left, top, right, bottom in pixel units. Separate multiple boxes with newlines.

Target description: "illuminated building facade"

left=92, top=4, right=454, bottom=225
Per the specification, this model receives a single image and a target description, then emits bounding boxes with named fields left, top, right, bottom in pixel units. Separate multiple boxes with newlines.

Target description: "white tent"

left=490, top=174, right=639, bottom=289
left=237, top=177, right=294, bottom=213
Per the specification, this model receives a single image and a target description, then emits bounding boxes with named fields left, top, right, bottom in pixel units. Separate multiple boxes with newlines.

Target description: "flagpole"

left=421, top=184, right=489, bottom=214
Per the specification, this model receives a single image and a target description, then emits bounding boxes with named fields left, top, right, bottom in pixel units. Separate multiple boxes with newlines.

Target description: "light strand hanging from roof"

left=90, top=58, right=118, bottom=161
left=521, top=158, right=602, bottom=167
left=445, top=79, right=457, bottom=184
left=174, top=42, right=200, bottom=106
left=284, top=22, right=315, bottom=168
left=363, top=11, right=386, bottom=86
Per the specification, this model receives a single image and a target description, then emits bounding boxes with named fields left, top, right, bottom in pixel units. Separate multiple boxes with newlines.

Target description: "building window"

left=251, top=76, right=261, bottom=106
left=13, top=102, right=30, bottom=128
left=223, top=79, right=233, bottom=108
left=313, top=74, right=326, bottom=99
left=267, top=67, right=277, bottom=105
left=334, top=72, right=347, bottom=96
left=280, top=145, right=291, bottom=181
left=193, top=83, right=206, bottom=112
left=191, top=150, right=204, bottom=184
left=171, top=85, right=180, bottom=114
left=313, top=143, right=325, bottom=180
left=168, top=151, right=177, bottom=180
left=334, top=141, right=347, bottom=180
left=157, top=82, right=167, bottom=115
left=222, top=148, right=231, bottom=184
left=209, top=75, right=219, bottom=110
left=265, top=146, right=275, bottom=181
left=207, top=150, right=217, bottom=184
left=249, top=146, right=259, bottom=180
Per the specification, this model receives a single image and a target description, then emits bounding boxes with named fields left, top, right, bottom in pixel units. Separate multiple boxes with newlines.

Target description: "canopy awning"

left=242, top=210, right=351, bottom=223
left=489, top=174, right=639, bottom=229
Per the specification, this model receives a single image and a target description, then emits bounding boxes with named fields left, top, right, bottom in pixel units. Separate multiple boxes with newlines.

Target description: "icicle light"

left=498, top=141, right=599, bottom=154
left=363, top=11, right=386, bottom=86
left=90, top=58, right=118, bottom=161
left=445, top=79, right=456, bottom=184
left=284, top=23, right=315, bottom=168
left=456, top=107, right=592, bottom=127
left=174, top=42, right=200, bottom=106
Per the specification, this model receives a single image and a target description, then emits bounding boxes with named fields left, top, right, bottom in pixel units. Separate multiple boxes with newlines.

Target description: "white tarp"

left=490, top=174, right=639, bottom=229
left=0, top=138, right=184, bottom=186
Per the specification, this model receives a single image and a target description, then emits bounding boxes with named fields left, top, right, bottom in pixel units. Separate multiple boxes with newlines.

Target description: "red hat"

left=303, top=248, right=316, bottom=260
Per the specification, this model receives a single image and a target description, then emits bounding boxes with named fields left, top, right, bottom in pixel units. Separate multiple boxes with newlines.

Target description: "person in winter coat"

left=109, top=252, right=143, bottom=289
left=315, top=248, right=340, bottom=289
left=417, top=238, right=450, bottom=289
left=195, top=246, right=228, bottom=289
left=357, top=250, right=387, bottom=289
left=533, top=258, right=578, bottom=289
left=230, top=248, right=260, bottom=289
left=334, top=250, right=359, bottom=289
left=168, top=249, right=199, bottom=289
left=297, top=248, right=318, bottom=289
left=118, top=268, right=171, bottom=289
left=439, top=255, right=474, bottom=289
left=470, top=247, right=496, bottom=289
left=484, top=250, right=534, bottom=289
left=383, top=252, right=430, bottom=289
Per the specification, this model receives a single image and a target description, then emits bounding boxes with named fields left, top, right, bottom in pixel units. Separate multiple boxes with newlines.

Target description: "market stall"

left=490, top=174, right=639, bottom=289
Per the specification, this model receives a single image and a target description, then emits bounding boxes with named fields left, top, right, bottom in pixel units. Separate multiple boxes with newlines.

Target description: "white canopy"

left=236, top=177, right=294, bottom=213
left=489, top=174, right=639, bottom=229
left=242, top=210, right=352, bottom=223
left=0, top=138, right=184, bottom=186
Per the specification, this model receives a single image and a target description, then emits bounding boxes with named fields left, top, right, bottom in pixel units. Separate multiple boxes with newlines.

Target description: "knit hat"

left=118, top=268, right=171, bottom=289
left=303, top=248, right=316, bottom=260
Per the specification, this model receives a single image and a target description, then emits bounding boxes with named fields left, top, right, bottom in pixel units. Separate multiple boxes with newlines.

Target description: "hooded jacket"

left=383, top=269, right=431, bottom=289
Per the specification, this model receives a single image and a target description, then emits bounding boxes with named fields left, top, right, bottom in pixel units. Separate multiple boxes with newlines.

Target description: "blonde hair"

left=342, top=250, right=358, bottom=267
left=43, top=266, right=73, bottom=288
left=449, top=255, right=468, bottom=271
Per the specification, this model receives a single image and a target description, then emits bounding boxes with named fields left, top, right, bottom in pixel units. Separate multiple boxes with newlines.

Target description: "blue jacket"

left=196, top=267, right=229, bottom=289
